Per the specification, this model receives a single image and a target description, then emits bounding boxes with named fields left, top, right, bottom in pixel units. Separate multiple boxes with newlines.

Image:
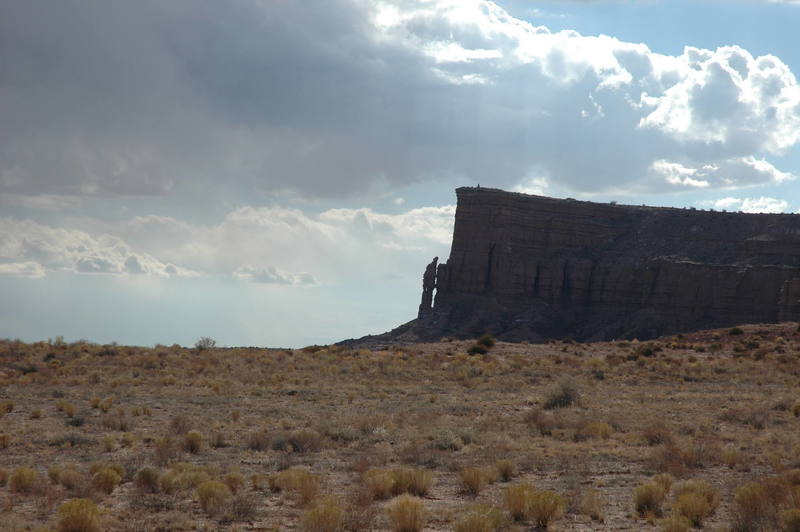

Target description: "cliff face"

left=407, top=187, right=800, bottom=342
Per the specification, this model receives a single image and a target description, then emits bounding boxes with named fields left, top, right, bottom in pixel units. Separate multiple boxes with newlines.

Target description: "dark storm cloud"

left=1, top=0, right=798, bottom=199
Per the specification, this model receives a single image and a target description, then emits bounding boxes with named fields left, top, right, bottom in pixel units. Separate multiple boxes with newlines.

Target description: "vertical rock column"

left=418, top=257, right=438, bottom=318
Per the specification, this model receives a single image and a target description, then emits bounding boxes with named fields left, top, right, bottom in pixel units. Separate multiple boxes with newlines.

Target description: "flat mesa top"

left=456, top=186, right=799, bottom=217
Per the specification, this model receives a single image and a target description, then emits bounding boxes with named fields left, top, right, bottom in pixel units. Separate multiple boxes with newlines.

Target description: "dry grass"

left=386, top=495, right=426, bottom=532
left=196, top=480, right=232, bottom=515
left=57, top=498, right=101, bottom=532
left=0, top=323, right=799, bottom=530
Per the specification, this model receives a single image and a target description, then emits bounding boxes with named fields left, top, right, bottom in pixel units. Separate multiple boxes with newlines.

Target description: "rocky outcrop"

left=418, top=257, right=438, bottom=318
left=360, top=187, right=800, bottom=344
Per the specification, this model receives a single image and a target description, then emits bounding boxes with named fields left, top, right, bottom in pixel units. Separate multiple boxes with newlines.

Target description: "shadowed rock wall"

left=405, top=187, right=800, bottom=342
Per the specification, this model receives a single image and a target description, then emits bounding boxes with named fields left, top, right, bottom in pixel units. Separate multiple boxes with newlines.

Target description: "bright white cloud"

left=652, top=156, right=793, bottom=189
left=0, top=217, right=195, bottom=279
left=709, top=196, right=790, bottom=213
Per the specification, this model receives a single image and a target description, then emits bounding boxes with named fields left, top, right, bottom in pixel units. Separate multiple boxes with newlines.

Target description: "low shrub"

left=134, top=467, right=161, bottom=493
left=476, top=335, right=496, bottom=348
left=57, top=466, right=83, bottom=491
left=247, top=430, right=271, bottom=452
left=0, top=433, right=9, bottom=449
left=732, top=481, right=771, bottom=531
left=503, top=482, right=536, bottom=521
left=460, top=467, right=490, bottom=496
left=467, top=344, right=488, bottom=356
left=528, top=490, right=566, bottom=528
left=544, top=378, right=579, bottom=409
left=634, top=482, right=666, bottom=517
left=91, top=467, right=121, bottom=494
left=302, top=497, right=345, bottom=532
left=659, top=514, right=692, bottom=532
left=273, top=467, right=321, bottom=505
left=365, top=469, right=395, bottom=500
left=453, top=504, right=506, bottom=532
left=386, top=495, right=426, bottom=532
left=224, top=493, right=260, bottom=522
left=494, top=459, right=516, bottom=482
left=10, top=466, right=39, bottom=493
left=524, top=408, right=555, bottom=435
left=643, top=424, right=673, bottom=446
left=653, top=473, right=674, bottom=493
left=196, top=480, right=232, bottom=515
left=672, top=480, right=718, bottom=526
left=576, top=421, right=612, bottom=440
left=783, top=508, right=800, bottom=532
left=579, top=488, right=605, bottom=521
left=57, top=498, right=101, bottom=532
left=182, top=430, right=202, bottom=454
left=391, top=468, right=433, bottom=497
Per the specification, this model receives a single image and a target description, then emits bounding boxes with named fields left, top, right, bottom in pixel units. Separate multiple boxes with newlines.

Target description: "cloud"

left=651, top=156, right=793, bottom=189
left=1, top=0, right=798, bottom=199
left=708, top=196, right=790, bottom=213
left=9, top=202, right=454, bottom=284
left=0, top=261, right=46, bottom=279
left=0, top=217, right=195, bottom=278
left=0, top=194, right=83, bottom=210
left=233, top=266, right=316, bottom=285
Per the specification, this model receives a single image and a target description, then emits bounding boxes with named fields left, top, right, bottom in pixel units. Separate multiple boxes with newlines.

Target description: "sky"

left=2, top=0, right=800, bottom=347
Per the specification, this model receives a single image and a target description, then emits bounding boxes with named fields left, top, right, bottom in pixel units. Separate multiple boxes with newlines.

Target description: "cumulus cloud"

left=2, top=202, right=454, bottom=283
left=0, top=217, right=195, bottom=278
left=1, top=0, right=798, bottom=199
left=708, top=196, right=790, bottom=213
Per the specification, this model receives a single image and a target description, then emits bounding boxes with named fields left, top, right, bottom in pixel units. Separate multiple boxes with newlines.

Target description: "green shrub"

left=57, top=498, right=101, bottom=532
left=196, top=480, right=232, bottom=515
left=386, top=495, right=426, bottom=532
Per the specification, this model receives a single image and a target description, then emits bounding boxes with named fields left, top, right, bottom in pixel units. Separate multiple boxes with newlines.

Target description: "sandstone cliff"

left=361, top=187, right=800, bottom=344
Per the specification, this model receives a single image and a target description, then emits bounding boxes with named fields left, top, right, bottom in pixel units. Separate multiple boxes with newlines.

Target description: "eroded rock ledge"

left=351, top=187, right=800, bottom=345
